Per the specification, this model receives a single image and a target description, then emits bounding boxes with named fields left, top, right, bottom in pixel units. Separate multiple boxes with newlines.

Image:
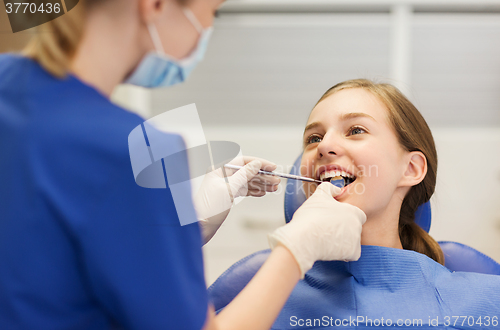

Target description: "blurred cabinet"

left=412, top=14, right=500, bottom=126
left=152, top=13, right=392, bottom=126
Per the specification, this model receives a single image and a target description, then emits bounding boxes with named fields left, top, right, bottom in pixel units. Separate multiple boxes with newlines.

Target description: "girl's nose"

left=316, top=133, right=343, bottom=159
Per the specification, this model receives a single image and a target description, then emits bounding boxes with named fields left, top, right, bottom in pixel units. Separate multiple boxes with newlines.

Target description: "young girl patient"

left=300, top=79, right=441, bottom=262
left=209, top=79, right=500, bottom=329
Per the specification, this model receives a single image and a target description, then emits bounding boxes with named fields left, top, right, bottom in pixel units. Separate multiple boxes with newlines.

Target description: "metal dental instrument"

left=223, top=164, right=345, bottom=188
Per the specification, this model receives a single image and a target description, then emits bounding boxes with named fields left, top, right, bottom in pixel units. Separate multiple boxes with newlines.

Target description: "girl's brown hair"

left=315, top=79, right=444, bottom=265
left=23, top=0, right=191, bottom=77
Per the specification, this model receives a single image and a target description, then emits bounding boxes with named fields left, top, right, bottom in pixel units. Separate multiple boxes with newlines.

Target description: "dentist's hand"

left=268, top=182, right=366, bottom=278
left=195, top=157, right=280, bottom=244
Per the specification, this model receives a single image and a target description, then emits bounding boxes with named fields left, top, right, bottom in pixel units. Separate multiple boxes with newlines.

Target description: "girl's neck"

left=360, top=194, right=404, bottom=249
left=361, top=221, right=403, bottom=249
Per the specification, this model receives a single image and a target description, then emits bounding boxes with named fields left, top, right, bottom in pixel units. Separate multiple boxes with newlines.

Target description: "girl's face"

left=301, top=88, right=411, bottom=219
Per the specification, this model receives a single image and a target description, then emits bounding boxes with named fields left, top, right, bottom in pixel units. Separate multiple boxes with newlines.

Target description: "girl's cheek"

left=300, top=161, right=311, bottom=178
left=299, top=163, right=307, bottom=177
left=300, top=154, right=316, bottom=177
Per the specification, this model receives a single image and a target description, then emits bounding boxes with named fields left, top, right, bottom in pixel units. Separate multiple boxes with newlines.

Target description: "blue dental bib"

left=209, top=245, right=500, bottom=329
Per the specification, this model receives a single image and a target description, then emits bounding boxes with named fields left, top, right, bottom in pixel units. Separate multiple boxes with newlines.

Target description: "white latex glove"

left=268, top=182, right=367, bottom=278
left=195, top=157, right=280, bottom=244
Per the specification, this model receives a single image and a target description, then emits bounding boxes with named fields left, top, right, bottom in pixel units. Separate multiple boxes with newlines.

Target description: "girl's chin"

left=334, top=185, right=350, bottom=200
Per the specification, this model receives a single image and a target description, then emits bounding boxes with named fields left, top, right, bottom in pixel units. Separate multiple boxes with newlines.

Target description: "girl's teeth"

left=319, top=169, right=356, bottom=180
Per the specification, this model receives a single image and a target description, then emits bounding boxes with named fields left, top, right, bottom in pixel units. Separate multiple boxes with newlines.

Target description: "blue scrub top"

left=0, top=54, right=208, bottom=329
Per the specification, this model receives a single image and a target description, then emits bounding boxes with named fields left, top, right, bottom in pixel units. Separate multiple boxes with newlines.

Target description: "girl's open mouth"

left=319, top=170, right=356, bottom=187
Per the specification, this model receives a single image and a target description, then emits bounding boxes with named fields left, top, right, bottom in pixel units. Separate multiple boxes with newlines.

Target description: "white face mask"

left=125, top=8, right=213, bottom=88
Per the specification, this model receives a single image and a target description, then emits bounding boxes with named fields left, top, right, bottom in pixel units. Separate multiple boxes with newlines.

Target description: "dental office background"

left=2, top=0, right=499, bottom=285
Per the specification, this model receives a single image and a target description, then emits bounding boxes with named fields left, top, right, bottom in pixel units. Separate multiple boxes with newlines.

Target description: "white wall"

left=429, top=128, right=500, bottom=260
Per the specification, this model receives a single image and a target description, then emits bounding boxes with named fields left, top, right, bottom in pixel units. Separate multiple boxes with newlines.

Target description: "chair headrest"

left=438, top=241, right=500, bottom=275
left=284, top=155, right=432, bottom=232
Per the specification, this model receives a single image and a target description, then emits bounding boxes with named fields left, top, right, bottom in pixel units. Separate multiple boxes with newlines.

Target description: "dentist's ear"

left=139, top=0, right=165, bottom=24
left=399, top=151, right=427, bottom=187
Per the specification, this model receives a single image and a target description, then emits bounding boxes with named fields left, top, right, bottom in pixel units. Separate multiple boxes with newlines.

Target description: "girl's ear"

left=399, top=151, right=427, bottom=187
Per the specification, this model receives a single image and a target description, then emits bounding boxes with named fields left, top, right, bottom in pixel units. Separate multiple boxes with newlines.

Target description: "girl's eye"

left=307, top=135, right=322, bottom=144
left=349, top=126, right=366, bottom=136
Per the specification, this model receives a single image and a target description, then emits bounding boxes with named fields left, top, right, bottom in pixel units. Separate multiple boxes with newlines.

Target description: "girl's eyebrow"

left=303, top=122, right=321, bottom=136
left=303, top=112, right=376, bottom=136
left=340, top=112, right=377, bottom=122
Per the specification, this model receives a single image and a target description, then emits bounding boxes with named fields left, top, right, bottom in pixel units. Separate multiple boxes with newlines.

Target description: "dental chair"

left=208, top=155, right=500, bottom=313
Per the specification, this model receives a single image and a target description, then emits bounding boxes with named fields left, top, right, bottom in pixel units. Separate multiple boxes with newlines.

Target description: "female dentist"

left=0, top=0, right=366, bottom=329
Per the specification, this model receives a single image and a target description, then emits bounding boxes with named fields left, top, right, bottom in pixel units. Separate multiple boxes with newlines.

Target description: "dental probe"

left=223, top=164, right=345, bottom=188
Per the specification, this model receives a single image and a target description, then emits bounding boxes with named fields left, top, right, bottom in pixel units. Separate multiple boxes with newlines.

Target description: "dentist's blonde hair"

left=315, top=79, right=444, bottom=265
left=23, top=0, right=190, bottom=78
